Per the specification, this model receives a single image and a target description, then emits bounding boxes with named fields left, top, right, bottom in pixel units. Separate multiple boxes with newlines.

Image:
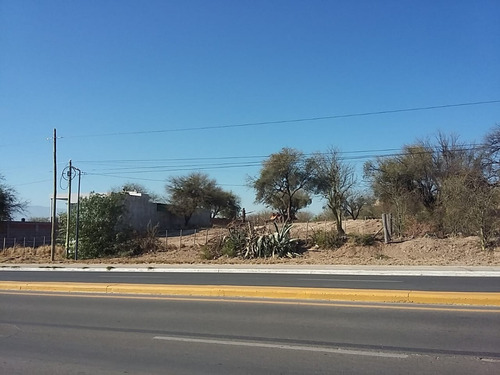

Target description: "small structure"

left=122, top=192, right=210, bottom=232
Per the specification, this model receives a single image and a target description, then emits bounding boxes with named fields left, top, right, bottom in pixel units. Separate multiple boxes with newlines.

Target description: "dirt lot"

left=1, top=219, right=499, bottom=266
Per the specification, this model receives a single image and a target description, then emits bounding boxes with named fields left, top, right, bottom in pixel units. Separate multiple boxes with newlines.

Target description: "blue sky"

left=1, top=0, right=499, bottom=217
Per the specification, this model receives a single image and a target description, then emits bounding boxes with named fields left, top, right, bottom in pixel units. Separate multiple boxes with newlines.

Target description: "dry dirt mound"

left=1, top=219, right=499, bottom=266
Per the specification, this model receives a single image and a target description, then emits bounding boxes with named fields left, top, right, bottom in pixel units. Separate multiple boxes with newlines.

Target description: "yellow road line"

left=2, top=290, right=500, bottom=313
left=1, top=281, right=500, bottom=306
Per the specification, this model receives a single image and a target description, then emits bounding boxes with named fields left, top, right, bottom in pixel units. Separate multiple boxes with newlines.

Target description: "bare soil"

left=1, top=219, right=499, bottom=266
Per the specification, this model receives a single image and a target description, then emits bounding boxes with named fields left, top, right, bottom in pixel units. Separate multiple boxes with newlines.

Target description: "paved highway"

left=1, top=270, right=500, bottom=291
left=1, top=291, right=499, bottom=374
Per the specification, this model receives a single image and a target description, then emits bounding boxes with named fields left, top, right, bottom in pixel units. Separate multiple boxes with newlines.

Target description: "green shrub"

left=58, top=192, right=132, bottom=259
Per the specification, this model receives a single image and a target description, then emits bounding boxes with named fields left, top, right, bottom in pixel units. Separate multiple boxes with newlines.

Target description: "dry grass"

left=1, top=219, right=499, bottom=266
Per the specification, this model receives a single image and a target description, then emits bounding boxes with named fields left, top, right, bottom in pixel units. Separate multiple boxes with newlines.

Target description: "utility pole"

left=65, top=159, right=72, bottom=257
left=74, top=166, right=81, bottom=260
left=51, top=129, right=57, bottom=262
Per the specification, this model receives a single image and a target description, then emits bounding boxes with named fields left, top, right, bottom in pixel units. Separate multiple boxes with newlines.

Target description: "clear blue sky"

left=1, top=0, right=499, bottom=217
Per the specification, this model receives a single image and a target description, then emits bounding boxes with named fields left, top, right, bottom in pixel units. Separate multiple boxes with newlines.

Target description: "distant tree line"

left=365, top=130, right=500, bottom=249
left=250, top=127, right=500, bottom=250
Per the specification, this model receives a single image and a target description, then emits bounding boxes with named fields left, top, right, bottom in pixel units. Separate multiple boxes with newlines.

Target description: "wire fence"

left=1, top=236, right=51, bottom=250
left=159, top=222, right=320, bottom=250
left=1, top=219, right=380, bottom=251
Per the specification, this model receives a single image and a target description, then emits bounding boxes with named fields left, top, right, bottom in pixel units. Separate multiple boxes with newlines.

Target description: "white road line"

left=153, top=336, right=409, bottom=359
left=480, top=358, right=500, bottom=363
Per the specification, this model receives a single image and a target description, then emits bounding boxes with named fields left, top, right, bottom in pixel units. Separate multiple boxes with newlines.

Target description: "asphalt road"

left=1, top=270, right=500, bottom=291
left=1, top=291, right=499, bottom=374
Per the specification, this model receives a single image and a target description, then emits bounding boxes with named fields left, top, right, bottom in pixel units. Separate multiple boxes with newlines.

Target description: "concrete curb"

left=1, top=281, right=500, bottom=306
left=2, top=265, right=500, bottom=277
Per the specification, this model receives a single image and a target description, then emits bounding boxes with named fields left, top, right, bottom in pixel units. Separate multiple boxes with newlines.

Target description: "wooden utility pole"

left=51, top=129, right=57, bottom=261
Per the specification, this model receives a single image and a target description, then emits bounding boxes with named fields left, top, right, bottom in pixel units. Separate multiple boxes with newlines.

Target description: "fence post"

left=179, top=229, right=183, bottom=249
left=165, top=230, right=168, bottom=251
left=383, top=214, right=392, bottom=244
left=2, top=238, right=5, bottom=251
left=305, top=221, right=309, bottom=244
left=33, top=237, right=36, bottom=249
left=205, top=229, right=209, bottom=245
left=389, top=213, right=393, bottom=238
left=43, top=236, right=46, bottom=246
left=193, top=229, right=197, bottom=246
left=14, top=238, right=16, bottom=247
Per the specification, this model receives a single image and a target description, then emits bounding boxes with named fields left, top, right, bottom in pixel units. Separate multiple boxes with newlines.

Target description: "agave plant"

left=270, top=222, right=299, bottom=257
left=240, top=222, right=299, bottom=259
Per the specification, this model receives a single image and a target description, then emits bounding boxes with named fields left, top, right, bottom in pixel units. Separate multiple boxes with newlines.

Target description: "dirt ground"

left=1, top=219, right=499, bottom=266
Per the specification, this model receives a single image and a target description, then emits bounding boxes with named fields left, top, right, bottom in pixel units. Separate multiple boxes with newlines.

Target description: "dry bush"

left=403, top=216, right=437, bottom=238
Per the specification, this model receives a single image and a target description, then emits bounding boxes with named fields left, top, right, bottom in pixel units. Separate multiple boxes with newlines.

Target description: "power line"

left=76, top=148, right=403, bottom=165
left=61, top=100, right=500, bottom=138
left=84, top=172, right=248, bottom=187
left=12, top=178, right=52, bottom=187
left=82, top=144, right=485, bottom=182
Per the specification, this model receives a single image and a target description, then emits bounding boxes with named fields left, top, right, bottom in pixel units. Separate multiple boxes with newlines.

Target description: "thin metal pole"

left=74, top=168, right=81, bottom=260
left=65, top=159, right=72, bottom=257
left=51, top=129, right=57, bottom=261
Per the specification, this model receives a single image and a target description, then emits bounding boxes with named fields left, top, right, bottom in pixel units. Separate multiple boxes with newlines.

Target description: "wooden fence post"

left=388, top=214, right=393, bottom=238
left=383, top=214, right=392, bottom=244
left=179, top=229, right=183, bottom=249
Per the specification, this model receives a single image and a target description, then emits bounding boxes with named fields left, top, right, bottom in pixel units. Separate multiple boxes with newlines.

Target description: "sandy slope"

left=1, top=219, right=499, bottom=266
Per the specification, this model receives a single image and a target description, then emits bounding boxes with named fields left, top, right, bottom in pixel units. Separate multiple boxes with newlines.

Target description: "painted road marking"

left=480, top=358, right=500, bottom=363
left=2, top=290, right=500, bottom=313
left=153, top=335, right=409, bottom=359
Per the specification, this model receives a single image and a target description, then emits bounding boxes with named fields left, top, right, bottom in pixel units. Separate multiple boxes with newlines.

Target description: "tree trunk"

left=336, top=217, right=345, bottom=235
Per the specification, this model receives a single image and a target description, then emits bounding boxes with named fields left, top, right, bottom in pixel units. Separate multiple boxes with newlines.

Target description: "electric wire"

left=59, top=100, right=500, bottom=139
left=80, top=144, right=485, bottom=183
